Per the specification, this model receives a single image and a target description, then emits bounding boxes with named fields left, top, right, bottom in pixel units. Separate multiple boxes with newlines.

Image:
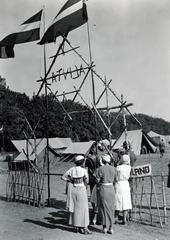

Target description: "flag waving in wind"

left=39, top=0, right=88, bottom=45
left=0, top=9, right=42, bottom=58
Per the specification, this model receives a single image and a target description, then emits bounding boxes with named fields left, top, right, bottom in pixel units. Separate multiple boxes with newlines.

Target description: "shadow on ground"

left=23, top=198, right=101, bottom=233
left=44, top=198, right=66, bottom=209
left=23, top=198, right=75, bottom=232
left=0, top=196, right=7, bottom=201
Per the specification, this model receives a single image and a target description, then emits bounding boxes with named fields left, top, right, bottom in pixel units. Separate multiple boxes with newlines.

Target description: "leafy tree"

left=1, top=87, right=170, bottom=151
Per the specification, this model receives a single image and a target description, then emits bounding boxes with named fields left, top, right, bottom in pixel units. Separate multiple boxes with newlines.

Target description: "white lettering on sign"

left=131, top=164, right=152, bottom=178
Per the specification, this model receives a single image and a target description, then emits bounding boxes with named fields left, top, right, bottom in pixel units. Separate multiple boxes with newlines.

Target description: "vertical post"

left=25, top=138, right=31, bottom=205
left=45, top=85, right=50, bottom=206
left=105, top=76, right=111, bottom=147
left=134, top=178, right=138, bottom=221
left=42, top=6, right=50, bottom=206
left=152, top=177, right=163, bottom=228
left=40, top=36, right=67, bottom=205
left=139, top=177, right=144, bottom=221
left=121, top=94, right=127, bottom=142
left=161, top=174, right=167, bottom=224
left=86, top=9, right=97, bottom=147
left=150, top=175, right=153, bottom=224
left=86, top=18, right=95, bottom=105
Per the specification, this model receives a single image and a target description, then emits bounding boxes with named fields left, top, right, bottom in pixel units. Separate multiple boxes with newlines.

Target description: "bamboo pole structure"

left=151, top=177, right=163, bottom=228
left=6, top=164, right=45, bottom=206
left=130, top=175, right=166, bottom=227
left=161, top=174, right=167, bottom=224
left=6, top=131, right=45, bottom=206
left=134, top=178, right=138, bottom=221
left=121, top=94, right=127, bottom=142
left=150, top=176, right=153, bottom=224
left=139, top=178, right=144, bottom=221
left=105, top=76, right=112, bottom=147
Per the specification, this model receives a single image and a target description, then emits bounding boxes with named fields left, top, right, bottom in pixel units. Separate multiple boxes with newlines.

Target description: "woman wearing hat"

left=95, top=154, right=116, bottom=234
left=61, top=155, right=92, bottom=234
left=115, top=154, right=132, bottom=225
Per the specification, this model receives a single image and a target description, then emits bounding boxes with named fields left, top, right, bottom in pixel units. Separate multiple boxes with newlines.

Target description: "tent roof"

left=147, top=131, right=164, bottom=138
left=12, top=137, right=72, bottom=151
left=12, top=138, right=46, bottom=155
left=14, top=152, right=35, bottom=162
left=62, top=141, right=95, bottom=155
left=113, top=129, right=157, bottom=156
left=11, top=137, right=72, bottom=161
left=48, top=137, right=72, bottom=149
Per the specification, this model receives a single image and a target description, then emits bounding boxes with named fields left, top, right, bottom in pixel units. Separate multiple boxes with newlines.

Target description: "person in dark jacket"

left=95, top=154, right=117, bottom=234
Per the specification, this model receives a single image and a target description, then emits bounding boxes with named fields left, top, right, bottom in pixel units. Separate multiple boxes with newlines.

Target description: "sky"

left=0, top=0, right=170, bottom=123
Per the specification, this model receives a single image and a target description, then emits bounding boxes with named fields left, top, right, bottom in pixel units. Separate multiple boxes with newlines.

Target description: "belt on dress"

left=72, top=177, right=84, bottom=184
left=101, top=183, right=113, bottom=186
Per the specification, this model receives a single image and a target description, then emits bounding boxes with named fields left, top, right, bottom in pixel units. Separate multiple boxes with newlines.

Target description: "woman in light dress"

left=61, top=155, right=92, bottom=234
left=115, top=154, right=132, bottom=224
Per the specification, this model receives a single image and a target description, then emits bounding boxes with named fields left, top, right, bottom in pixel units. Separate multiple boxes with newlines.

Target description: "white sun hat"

left=122, top=154, right=130, bottom=165
left=75, top=155, right=85, bottom=162
left=102, top=154, right=111, bottom=163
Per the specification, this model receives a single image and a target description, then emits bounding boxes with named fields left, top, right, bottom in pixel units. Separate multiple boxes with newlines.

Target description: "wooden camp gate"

left=130, top=174, right=168, bottom=227
left=6, top=160, right=45, bottom=207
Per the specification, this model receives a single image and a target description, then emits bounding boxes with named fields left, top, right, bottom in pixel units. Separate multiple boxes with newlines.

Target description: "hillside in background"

left=0, top=86, right=170, bottom=151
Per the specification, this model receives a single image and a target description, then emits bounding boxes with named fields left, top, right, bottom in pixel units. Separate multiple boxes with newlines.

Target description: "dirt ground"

left=0, top=152, right=170, bottom=240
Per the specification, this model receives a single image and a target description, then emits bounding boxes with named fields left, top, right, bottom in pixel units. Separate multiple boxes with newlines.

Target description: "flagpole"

left=43, top=6, right=47, bottom=76
left=105, top=76, right=112, bottom=146
left=43, top=5, right=51, bottom=206
left=85, top=1, right=97, bottom=147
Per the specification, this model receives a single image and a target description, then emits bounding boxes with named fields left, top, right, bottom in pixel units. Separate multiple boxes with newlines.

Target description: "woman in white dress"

left=115, top=154, right=132, bottom=224
left=61, top=155, right=92, bottom=234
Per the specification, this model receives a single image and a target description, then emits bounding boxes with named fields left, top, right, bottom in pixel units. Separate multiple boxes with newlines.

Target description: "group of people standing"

left=61, top=142, right=134, bottom=235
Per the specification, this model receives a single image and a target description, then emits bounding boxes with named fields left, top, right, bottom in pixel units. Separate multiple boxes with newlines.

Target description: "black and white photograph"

left=0, top=0, right=170, bottom=239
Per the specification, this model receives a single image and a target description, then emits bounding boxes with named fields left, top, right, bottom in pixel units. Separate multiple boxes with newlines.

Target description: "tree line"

left=0, top=86, right=170, bottom=151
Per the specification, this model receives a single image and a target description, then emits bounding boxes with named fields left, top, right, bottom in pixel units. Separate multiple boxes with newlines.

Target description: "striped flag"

left=0, top=9, right=42, bottom=58
left=39, top=0, right=88, bottom=45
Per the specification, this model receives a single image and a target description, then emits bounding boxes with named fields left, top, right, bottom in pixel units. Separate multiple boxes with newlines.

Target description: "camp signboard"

left=131, top=163, right=152, bottom=178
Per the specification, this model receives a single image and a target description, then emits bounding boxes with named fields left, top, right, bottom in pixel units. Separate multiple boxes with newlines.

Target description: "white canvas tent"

left=48, top=137, right=72, bottom=151
left=11, top=137, right=72, bottom=163
left=62, top=141, right=95, bottom=156
left=147, top=131, right=165, bottom=145
left=148, top=131, right=170, bottom=147
left=113, top=129, right=157, bottom=156
left=12, top=138, right=46, bottom=162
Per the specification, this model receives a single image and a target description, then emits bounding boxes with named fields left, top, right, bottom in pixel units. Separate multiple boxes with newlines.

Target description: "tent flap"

left=113, top=129, right=156, bottom=155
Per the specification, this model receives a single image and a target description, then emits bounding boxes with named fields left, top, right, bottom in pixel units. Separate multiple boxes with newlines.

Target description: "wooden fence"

left=6, top=161, right=45, bottom=207
left=130, top=174, right=169, bottom=227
